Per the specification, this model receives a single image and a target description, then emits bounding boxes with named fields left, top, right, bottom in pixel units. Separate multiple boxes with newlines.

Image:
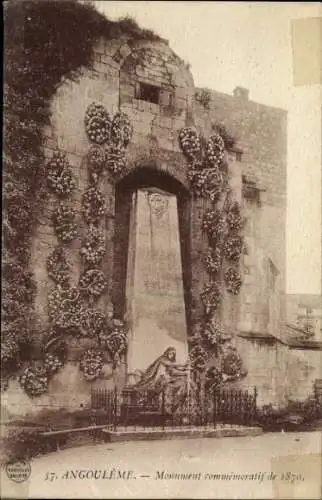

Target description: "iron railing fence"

left=90, top=386, right=258, bottom=429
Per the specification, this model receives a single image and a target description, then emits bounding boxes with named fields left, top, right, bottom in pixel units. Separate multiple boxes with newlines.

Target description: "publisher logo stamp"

left=5, top=460, right=31, bottom=483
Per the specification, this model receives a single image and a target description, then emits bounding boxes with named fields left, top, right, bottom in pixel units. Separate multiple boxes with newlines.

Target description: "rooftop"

left=238, top=324, right=322, bottom=351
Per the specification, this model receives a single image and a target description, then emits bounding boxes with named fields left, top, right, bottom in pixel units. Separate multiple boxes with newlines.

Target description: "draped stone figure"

left=128, top=347, right=188, bottom=390
left=127, top=347, right=200, bottom=417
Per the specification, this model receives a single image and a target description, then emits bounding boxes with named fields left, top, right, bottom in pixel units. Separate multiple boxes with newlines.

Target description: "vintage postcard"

left=1, top=1, right=321, bottom=499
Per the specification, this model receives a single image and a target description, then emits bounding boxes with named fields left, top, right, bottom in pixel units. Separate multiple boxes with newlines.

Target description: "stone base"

left=102, top=425, right=263, bottom=442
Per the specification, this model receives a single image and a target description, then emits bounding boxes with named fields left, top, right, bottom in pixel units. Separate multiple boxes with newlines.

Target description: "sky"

left=95, top=1, right=321, bottom=295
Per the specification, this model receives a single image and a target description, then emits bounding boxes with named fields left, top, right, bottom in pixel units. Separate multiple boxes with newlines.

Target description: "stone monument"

left=126, top=187, right=188, bottom=374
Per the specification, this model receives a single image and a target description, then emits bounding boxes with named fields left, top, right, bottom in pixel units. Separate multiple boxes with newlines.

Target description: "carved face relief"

left=166, top=348, right=176, bottom=362
left=148, top=192, right=169, bottom=218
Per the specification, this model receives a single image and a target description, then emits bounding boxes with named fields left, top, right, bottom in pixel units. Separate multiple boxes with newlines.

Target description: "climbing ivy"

left=2, top=0, right=160, bottom=389
left=75, top=102, right=131, bottom=375
left=179, top=126, right=246, bottom=387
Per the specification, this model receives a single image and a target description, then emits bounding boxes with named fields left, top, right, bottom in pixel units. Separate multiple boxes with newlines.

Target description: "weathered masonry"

left=6, top=32, right=292, bottom=415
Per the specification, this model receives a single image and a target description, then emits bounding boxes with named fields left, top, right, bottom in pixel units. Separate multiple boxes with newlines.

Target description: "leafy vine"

left=80, top=224, right=106, bottom=266
left=202, top=209, right=225, bottom=241
left=79, top=268, right=107, bottom=299
left=200, top=281, right=221, bottom=318
left=82, top=187, right=106, bottom=224
left=204, top=247, right=221, bottom=276
left=48, top=286, right=80, bottom=325
left=85, top=103, right=111, bottom=145
left=105, top=144, right=127, bottom=177
left=79, top=349, right=104, bottom=382
left=226, top=201, right=242, bottom=231
left=46, top=247, right=70, bottom=286
left=44, top=353, right=63, bottom=375
left=87, top=145, right=106, bottom=184
left=111, top=112, right=133, bottom=147
left=179, top=125, right=246, bottom=385
left=19, top=366, right=49, bottom=398
left=224, top=267, right=242, bottom=295
left=3, top=0, right=157, bottom=388
left=98, top=315, right=128, bottom=367
left=205, top=366, right=223, bottom=391
left=195, top=88, right=212, bottom=109
left=206, top=134, right=225, bottom=165
left=221, top=348, right=245, bottom=379
left=42, top=146, right=77, bottom=396
left=75, top=103, right=133, bottom=374
left=179, top=128, right=202, bottom=159
left=52, top=202, right=77, bottom=243
left=46, top=152, right=76, bottom=198
left=223, top=235, right=244, bottom=262
left=79, top=309, right=105, bottom=339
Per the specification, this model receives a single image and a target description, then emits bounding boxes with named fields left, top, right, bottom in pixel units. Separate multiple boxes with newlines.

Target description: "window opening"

left=136, top=82, right=160, bottom=104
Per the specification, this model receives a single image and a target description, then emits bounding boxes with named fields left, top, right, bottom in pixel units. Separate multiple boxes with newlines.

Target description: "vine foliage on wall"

left=3, top=0, right=160, bottom=391
left=20, top=150, right=79, bottom=397
left=32, top=99, right=135, bottom=390
left=179, top=126, right=247, bottom=389
left=46, top=247, right=71, bottom=287
left=47, top=152, right=76, bottom=198
left=74, top=102, right=134, bottom=378
left=195, top=89, right=212, bottom=109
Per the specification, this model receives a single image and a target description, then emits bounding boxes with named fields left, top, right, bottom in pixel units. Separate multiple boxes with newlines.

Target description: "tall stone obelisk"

left=126, top=188, right=188, bottom=373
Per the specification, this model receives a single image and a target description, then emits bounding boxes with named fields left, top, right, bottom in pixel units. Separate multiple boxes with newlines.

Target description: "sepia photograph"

left=1, top=1, right=321, bottom=498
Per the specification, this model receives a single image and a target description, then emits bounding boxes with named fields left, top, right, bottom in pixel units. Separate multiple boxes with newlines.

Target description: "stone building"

left=5, top=30, right=296, bottom=416
left=286, top=293, right=322, bottom=340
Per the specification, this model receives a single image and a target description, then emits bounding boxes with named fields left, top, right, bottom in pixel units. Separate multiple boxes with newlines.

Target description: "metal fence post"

left=161, top=390, right=165, bottom=430
left=113, top=385, right=118, bottom=431
left=213, top=387, right=216, bottom=429
left=253, top=386, right=257, bottom=423
left=171, top=390, right=175, bottom=428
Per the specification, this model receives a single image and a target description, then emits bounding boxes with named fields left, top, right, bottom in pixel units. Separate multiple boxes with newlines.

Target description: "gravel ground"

left=1, top=431, right=321, bottom=499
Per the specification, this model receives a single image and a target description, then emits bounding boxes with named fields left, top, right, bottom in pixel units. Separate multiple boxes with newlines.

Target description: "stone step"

left=102, top=425, right=263, bottom=443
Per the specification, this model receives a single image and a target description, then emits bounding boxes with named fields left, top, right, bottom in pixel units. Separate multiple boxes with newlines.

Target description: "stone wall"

left=235, top=336, right=288, bottom=407
left=31, top=36, right=247, bottom=344
left=19, top=36, right=200, bottom=415
left=284, top=347, right=322, bottom=401
left=234, top=336, right=321, bottom=407
left=2, top=361, right=123, bottom=418
left=31, top=37, right=197, bottom=337
left=194, top=87, right=287, bottom=336
left=7, top=35, right=288, bottom=415
left=286, top=293, right=322, bottom=340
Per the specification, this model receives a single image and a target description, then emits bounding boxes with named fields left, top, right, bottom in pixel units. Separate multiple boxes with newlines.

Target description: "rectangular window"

left=136, top=82, right=160, bottom=104
left=242, top=176, right=261, bottom=205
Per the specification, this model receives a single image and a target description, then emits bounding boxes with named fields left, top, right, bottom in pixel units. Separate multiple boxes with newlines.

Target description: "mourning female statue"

left=126, top=347, right=199, bottom=417
left=128, top=347, right=189, bottom=391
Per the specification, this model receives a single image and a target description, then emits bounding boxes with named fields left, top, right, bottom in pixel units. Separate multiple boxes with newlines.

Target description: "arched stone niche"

left=102, top=152, right=213, bottom=338
left=112, top=165, right=193, bottom=334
